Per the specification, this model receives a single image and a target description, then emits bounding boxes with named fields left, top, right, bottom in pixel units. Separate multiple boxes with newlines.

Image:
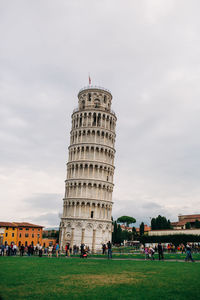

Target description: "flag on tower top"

left=89, top=75, right=91, bottom=85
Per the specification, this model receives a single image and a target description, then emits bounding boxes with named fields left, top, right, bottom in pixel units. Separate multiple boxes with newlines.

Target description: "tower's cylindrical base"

left=59, top=218, right=112, bottom=253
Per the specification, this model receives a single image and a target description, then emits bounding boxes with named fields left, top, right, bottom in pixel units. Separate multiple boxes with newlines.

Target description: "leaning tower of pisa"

left=59, top=85, right=117, bottom=252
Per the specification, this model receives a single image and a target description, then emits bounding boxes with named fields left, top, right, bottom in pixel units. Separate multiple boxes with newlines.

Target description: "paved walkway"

left=71, top=256, right=199, bottom=263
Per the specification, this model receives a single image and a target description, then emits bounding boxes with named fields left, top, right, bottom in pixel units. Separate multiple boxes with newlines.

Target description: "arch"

left=94, top=99, right=100, bottom=108
left=97, top=113, right=101, bottom=126
left=93, top=113, right=96, bottom=126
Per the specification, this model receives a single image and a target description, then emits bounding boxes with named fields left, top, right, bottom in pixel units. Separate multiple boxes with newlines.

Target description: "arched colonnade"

left=67, top=162, right=114, bottom=182
left=70, top=128, right=115, bottom=147
left=72, top=111, right=116, bottom=131
left=63, top=199, right=112, bottom=221
left=65, top=181, right=113, bottom=201
left=68, top=145, right=115, bottom=164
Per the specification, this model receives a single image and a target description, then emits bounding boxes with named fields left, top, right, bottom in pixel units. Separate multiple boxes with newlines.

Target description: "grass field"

left=0, top=256, right=199, bottom=300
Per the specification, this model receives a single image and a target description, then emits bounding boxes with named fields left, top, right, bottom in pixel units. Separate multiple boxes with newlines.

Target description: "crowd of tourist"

left=0, top=243, right=57, bottom=257
left=0, top=241, right=199, bottom=262
left=153, top=243, right=200, bottom=253
left=142, top=243, right=196, bottom=262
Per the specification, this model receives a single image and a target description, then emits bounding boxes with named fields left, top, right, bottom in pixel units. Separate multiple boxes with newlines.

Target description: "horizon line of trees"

left=112, top=215, right=173, bottom=244
left=112, top=215, right=200, bottom=245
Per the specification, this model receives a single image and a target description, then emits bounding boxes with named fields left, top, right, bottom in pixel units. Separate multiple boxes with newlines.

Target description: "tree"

left=195, top=220, right=200, bottom=228
left=132, top=226, right=137, bottom=240
left=151, top=215, right=171, bottom=230
left=112, top=221, right=118, bottom=244
left=121, top=230, right=132, bottom=241
left=112, top=221, right=123, bottom=244
left=116, top=224, right=123, bottom=244
left=139, top=222, right=144, bottom=236
left=185, top=222, right=191, bottom=229
left=117, top=216, right=136, bottom=227
left=151, top=218, right=156, bottom=230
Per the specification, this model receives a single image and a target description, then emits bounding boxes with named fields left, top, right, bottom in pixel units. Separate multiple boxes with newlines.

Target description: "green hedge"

left=138, top=234, right=200, bottom=246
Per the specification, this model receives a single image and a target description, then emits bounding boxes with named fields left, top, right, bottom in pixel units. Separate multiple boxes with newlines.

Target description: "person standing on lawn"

left=38, top=244, right=43, bottom=257
left=158, top=243, right=164, bottom=260
left=48, top=245, right=53, bottom=258
left=144, top=247, right=149, bottom=260
left=13, top=244, right=17, bottom=256
left=20, top=244, right=25, bottom=256
left=56, top=243, right=59, bottom=258
left=107, top=241, right=112, bottom=259
left=185, top=244, right=195, bottom=262
left=149, top=246, right=155, bottom=260
left=102, top=244, right=106, bottom=255
left=65, top=244, right=68, bottom=257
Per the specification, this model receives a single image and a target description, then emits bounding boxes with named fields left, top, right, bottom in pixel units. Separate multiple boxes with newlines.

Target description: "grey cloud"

left=26, top=213, right=60, bottom=228
left=142, top=202, right=162, bottom=209
left=1, top=0, right=200, bottom=224
left=23, top=193, right=63, bottom=210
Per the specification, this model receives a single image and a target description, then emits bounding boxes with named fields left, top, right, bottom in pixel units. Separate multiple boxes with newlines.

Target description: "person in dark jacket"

left=185, top=244, right=195, bottom=262
left=158, top=243, right=164, bottom=260
left=20, top=244, right=25, bottom=256
left=107, top=241, right=112, bottom=259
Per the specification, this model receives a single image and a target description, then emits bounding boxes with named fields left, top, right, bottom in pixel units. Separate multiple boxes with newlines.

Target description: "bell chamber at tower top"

left=76, top=86, right=115, bottom=114
left=71, top=86, right=117, bottom=133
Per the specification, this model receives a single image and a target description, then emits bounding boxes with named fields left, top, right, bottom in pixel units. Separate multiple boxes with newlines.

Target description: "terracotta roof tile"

left=179, top=214, right=200, bottom=219
left=14, top=222, right=43, bottom=228
left=0, top=221, right=43, bottom=228
left=0, top=222, right=17, bottom=227
left=177, top=218, right=200, bottom=226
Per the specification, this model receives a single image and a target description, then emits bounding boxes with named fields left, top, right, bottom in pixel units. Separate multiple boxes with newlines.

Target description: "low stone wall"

left=149, top=229, right=200, bottom=236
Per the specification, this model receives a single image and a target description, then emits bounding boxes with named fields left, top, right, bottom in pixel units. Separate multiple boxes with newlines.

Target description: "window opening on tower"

left=82, top=100, right=85, bottom=109
left=88, top=93, right=91, bottom=101
left=93, top=113, right=96, bottom=126
left=97, top=113, right=101, bottom=126
left=94, top=99, right=100, bottom=108
left=91, top=211, right=94, bottom=218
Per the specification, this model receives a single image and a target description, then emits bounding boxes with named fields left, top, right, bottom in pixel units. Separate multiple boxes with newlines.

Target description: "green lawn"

left=0, top=256, right=199, bottom=300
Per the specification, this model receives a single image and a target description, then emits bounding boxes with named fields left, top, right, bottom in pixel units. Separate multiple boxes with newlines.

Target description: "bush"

left=139, top=234, right=200, bottom=247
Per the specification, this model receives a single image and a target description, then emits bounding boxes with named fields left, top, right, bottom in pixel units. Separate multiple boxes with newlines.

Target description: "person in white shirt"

left=48, top=245, right=53, bottom=258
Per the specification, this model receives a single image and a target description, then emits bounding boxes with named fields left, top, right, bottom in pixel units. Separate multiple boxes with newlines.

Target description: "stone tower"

left=59, top=85, right=117, bottom=252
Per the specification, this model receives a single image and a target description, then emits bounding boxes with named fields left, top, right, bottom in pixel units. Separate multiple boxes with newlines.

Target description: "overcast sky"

left=1, top=0, right=200, bottom=228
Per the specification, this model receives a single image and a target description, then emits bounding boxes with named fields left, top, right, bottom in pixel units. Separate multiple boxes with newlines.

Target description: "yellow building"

left=0, top=222, right=43, bottom=246
left=0, top=222, right=18, bottom=245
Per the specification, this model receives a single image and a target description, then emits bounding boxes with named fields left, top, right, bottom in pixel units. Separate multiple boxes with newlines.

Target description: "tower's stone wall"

left=59, top=86, right=117, bottom=252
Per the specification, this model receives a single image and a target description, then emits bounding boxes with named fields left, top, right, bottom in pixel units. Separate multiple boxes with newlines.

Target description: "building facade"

left=59, top=85, right=117, bottom=252
left=171, top=214, right=200, bottom=230
left=0, top=222, right=43, bottom=246
left=15, top=222, right=43, bottom=247
left=0, top=222, right=18, bottom=245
